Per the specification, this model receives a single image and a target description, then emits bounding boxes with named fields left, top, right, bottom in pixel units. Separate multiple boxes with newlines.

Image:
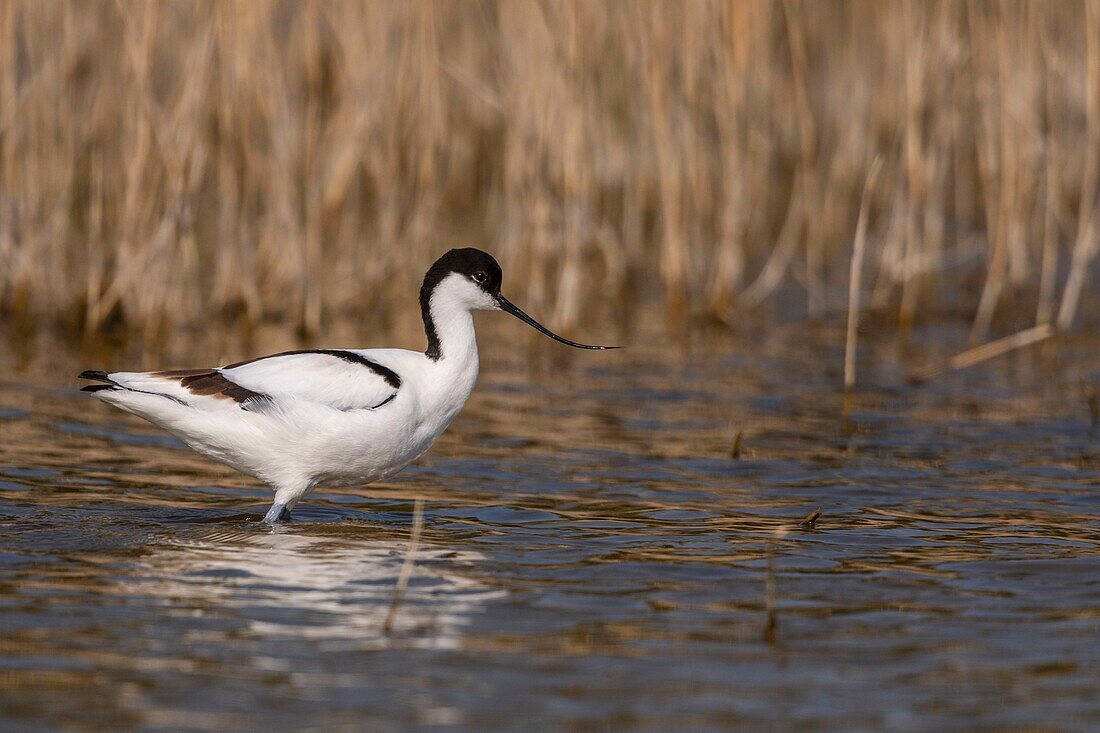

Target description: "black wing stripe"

left=373, top=393, right=397, bottom=409
left=222, top=349, right=402, bottom=389
left=80, top=381, right=188, bottom=406
left=80, top=383, right=116, bottom=393
left=79, top=369, right=186, bottom=405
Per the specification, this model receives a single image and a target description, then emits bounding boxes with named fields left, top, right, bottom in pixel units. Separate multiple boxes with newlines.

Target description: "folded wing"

left=220, top=349, right=400, bottom=411
left=83, top=349, right=401, bottom=412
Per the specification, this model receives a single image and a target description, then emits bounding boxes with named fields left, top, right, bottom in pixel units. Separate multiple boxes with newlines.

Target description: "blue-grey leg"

left=263, top=502, right=291, bottom=524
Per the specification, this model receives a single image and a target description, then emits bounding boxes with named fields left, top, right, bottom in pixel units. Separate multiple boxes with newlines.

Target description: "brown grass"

left=0, top=1, right=1097, bottom=341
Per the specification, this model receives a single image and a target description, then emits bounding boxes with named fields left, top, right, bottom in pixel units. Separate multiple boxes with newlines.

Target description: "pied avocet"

left=79, top=248, right=616, bottom=523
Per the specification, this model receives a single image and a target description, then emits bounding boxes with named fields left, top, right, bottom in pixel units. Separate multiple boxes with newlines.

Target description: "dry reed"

left=383, top=496, right=425, bottom=634
left=844, top=157, right=882, bottom=390
left=0, top=1, right=1097, bottom=342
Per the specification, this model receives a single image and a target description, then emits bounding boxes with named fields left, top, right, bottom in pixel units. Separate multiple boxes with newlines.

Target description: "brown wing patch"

left=157, top=369, right=268, bottom=405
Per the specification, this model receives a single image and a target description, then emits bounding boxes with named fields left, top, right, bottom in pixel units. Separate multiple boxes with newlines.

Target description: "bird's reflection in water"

left=132, top=528, right=503, bottom=649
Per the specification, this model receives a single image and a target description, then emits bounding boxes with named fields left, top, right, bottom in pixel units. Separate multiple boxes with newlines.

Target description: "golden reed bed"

left=0, top=1, right=1096, bottom=343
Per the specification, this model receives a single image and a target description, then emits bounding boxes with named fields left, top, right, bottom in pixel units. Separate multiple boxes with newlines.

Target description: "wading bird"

left=79, top=248, right=616, bottom=523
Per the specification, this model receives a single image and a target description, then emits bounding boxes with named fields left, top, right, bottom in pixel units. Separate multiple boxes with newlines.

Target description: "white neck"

left=421, top=272, right=493, bottom=368
left=412, top=273, right=489, bottom=440
left=428, top=297, right=478, bottom=366
left=418, top=291, right=480, bottom=435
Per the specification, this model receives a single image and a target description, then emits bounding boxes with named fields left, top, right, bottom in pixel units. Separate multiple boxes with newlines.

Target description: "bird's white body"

left=81, top=248, right=614, bottom=522
left=91, top=274, right=485, bottom=512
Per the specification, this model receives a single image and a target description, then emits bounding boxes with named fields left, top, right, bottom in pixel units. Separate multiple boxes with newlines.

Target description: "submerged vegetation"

left=0, top=0, right=1097, bottom=344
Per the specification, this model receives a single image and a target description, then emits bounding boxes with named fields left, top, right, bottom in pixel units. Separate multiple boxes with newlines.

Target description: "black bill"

left=496, top=295, right=619, bottom=350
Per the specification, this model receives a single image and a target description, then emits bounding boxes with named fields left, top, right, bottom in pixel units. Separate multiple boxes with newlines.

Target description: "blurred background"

left=4, top=4, right=1100, bottom=731
left=1, top=0, right=1097, bottom=350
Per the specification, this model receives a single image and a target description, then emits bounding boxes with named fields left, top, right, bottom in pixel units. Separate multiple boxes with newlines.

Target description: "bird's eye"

left=472, top=272, right=488, bottom=284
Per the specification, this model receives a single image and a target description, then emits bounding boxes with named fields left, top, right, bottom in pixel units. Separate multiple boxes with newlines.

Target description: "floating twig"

left=907, top=323, right=1056, bottom=384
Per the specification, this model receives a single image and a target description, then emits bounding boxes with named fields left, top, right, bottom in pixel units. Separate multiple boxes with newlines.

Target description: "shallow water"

left=1, top=325, right=1099, bottom=732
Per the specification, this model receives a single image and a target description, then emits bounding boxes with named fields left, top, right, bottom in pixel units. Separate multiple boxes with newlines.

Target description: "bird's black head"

left=419, top=247, right=618, bottom=360
left=421, top=247, right=503, bottom=301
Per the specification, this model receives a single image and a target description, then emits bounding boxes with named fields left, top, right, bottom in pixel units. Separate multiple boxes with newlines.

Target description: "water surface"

left=1, top=325, right=1098, bottom=731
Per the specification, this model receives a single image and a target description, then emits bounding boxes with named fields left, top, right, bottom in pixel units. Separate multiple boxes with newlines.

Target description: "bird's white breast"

left=289, top=345, right=479, bottom=489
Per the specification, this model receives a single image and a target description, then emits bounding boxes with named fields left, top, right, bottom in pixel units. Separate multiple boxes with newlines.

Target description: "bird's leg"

left=264, top=485, right=306, bottom=524
left=263, top=502, right=291, bottom=524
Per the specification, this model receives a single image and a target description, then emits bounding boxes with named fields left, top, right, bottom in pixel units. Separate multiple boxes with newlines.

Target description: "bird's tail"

left=77, top=370, right=120, bottom=393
